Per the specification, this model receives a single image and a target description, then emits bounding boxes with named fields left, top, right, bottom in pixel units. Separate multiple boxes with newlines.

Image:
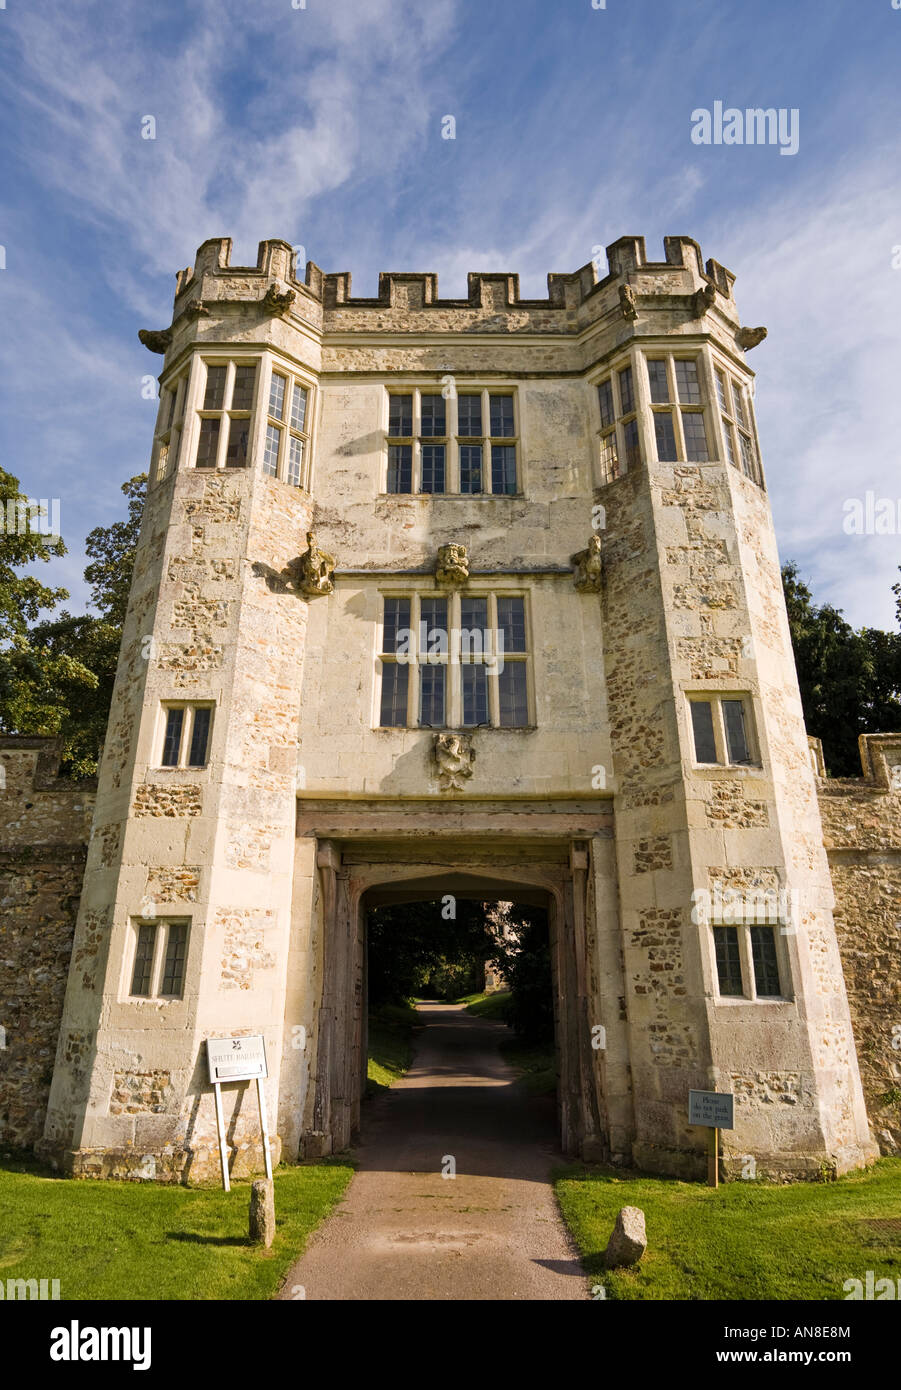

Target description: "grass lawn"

left=556, top=1157, right=901, bottom=1300
left=0, top=1154, right=353, bottom=1301
left=457, top=989, right=512, bottom=1022
left=366, top=1001, right=422, bottom=1092
left=460, top=991, right=556, bottom=1096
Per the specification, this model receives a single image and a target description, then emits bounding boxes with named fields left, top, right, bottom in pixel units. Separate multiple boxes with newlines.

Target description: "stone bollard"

left=603, top=1205, right=646, bottom=1269
left=249, top=1178, right=276, bottom=1248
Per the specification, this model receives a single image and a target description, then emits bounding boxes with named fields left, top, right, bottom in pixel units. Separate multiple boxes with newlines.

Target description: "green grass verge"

left=459, top=992, right=556, bottom=1094
left=0, top=1155, right=354, bottom=1301
left=457, top=989, right=512, bottom=1021
left=555, top=1157, right=901, bottom=1300
left=366, top=1001, right=421, bottom=1093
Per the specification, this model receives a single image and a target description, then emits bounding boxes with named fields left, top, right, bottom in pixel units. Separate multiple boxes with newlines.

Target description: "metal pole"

left=214, top=1081, right=230, bottom=1192
left=256, top=1076, right=274, bottom=1181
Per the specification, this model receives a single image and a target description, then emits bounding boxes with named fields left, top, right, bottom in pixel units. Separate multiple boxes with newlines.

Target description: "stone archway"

left=301, top=835, right=609, bottom=1160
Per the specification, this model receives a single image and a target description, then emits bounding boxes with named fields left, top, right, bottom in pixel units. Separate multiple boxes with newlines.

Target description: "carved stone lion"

left=619, top=284, right=638, bottom=321
left=571, top=534, right=602, bottom=593
left=290, top=531, right=336, bottom=598
left=434, top=732, right=474, bottom=791
left=736, top=325, right=768, bottom=351
left=138, top=328, right=173, bottom=354
left=436, top=543, right=469, bottom=588
left=263, top=281, right=297, bottom=316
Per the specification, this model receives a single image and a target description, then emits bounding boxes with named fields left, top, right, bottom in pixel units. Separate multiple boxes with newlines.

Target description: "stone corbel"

left=435, top=543, right=469, bottom=589
left=287, top=532, right=336, bottom=599
left=138, top=328, right=173, bottom=354
left=619, top=283, right=638, bottom=321
left=571, top=534, right=602, bottom=593
left=263, top=281, right=297, bottom=316
left=692, top=282, right=717, bottom=318
left=737, top=325, right=767, bottom=351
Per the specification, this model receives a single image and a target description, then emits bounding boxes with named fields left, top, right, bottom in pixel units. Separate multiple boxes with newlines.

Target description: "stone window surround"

left=685, top=690, right=761, bottom=770
left=588, top=344, right=763, bottom=486
left=707, top=919, right=793, bottom=1005
left=151, top=350, right=317, bottom=490
left=375, top=585, right=533, bottom=730
left=124, top=915, right=191, bottom=1002
left=154, top=700, right=216, bottom=771
left=382, top=382, right=521, bottom=496
left=645, top=350, right=712, bottom=465
left=710, top=352, right=764, bottom=488
left=591, top=354, right=641, bottom=486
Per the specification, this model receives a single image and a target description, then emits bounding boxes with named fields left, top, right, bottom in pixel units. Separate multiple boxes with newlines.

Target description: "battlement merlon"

left=160, top=233, right=750, bottom=344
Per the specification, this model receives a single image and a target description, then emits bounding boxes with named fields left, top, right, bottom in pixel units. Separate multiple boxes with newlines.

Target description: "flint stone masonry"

left=0, top=232, right=886, bottom=1185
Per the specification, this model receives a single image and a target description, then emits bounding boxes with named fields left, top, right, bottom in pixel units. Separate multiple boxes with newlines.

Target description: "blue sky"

left=1, top=0, right=900, bottom=626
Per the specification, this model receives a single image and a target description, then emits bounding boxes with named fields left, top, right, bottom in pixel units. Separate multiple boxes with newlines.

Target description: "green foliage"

left=366, top=1002, right=420, bottom=1093
left=0, top=470, right=145, bottom=777
left=460, top=990, right=513, bottom=1022
left=782, top=562, right=901, bottom=776
left=489, top=907, right=554, bottom=1043
left=366, top=899, right=496, bottom=1005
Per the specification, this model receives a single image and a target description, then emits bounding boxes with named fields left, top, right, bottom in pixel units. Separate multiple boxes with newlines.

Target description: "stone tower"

left=39, top=234, right=876, bottom=1182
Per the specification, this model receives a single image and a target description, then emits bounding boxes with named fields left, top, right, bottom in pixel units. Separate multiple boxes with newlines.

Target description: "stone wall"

left=815, top=733, right=901, bottom=1154
left=0, top=739, right=94, bottom=1149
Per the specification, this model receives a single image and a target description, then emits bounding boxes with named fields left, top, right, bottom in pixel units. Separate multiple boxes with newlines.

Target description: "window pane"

left=269, top=371, right=287, bottom=420
left=382, top=598, right=411, bottom=653
left=732, top=382, right=747, bottom=427
left=690, top=700, right=717, bottom=763
left=459, top=444, right=482, bottom=493
left=387, top=444, right=412, bottom=493
left=225, top=417, right=250, bottom=467
left=290, top=383, right=308, bottom=432
left=653, top=411, right=677, bottom=461
left=418, top=664, right=446, bottom=727
left=618, top=365, right=635, bottom=416
left=420, top=394, right=446, bottom=437
left=714, top=926, right=743, bottom=996
left=722, top=699, right=750, bottom=764
left=420, top=597, right=448, bottom=647
left=498, top=662, right=528, bottom=727
left=462, top=663, right=489, bottom=727
left=496, top=597, right=526, bottom=653
left=420, top=444, right=445, bottom=494
left=231, top=364, right=257, bottom=411
left=188, top=707, right=211, bottom=767
left=675, top=359, right=702, bottom=404
left=722, top=418, right=737, bottom=467
left=600, top=431, right=619, bottom=484
left=623, top=418, right=641, bottom=469
left=161, top=923, right=188, bottom=997
left=379, top=662, right=409, bottom=726
left=681, top=410, right=709, bottom=462
left=263, top=423, right=281, bottom=477
left=287, top=435, right=304, bottom=487
left=203, top=365, right=226, bottom=410
left=162, top=707, right=184, bottom=766
left=461, top=596, right=488, bottom=636
left=489, top=394, right=515, bottom=437
left=388, top=394, right=413, bottom=437
left=195, top=418, right=220, bottom=468
left=739, top=432, right=757, bottom=481
left=751, top=926, right=781, bottom=997
left=457, top=394, right=482, bottom=437
left=597, top=379, right=614, bottom=430
left=131, top=923, right=156, bottom=997
left=156, top=441, right=170, bottom=483
left=491, top=444, right=517, bottom=494
left=647, top=359, right=669, bottom=403
left=714, top=368, right=729, bottom=414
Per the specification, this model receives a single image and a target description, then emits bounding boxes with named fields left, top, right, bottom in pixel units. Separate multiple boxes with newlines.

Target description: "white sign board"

left=688, top=1089, right=734, bottom=1129
left=207, top=1034, right=268, bottom=1084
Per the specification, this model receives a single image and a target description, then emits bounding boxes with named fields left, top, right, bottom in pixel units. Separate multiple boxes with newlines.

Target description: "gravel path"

left=279, top=1002, right=588, bottom=1301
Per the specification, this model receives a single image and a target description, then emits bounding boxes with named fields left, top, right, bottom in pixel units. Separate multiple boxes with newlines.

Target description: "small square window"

left=161, top=708, right=184, bottom=767
left=722, top=699, right=751, bottom=764
left=160, top=705, right=212, bottom=769
left=161, top=923, right=188, bottom=997
left=188, top=707, right=212, bottom=767
left=131, top=923, right=157, bottom=997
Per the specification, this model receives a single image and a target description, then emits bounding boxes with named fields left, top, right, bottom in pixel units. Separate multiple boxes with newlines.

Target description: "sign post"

left=206, top=1035, right=270, bottom=1191
left=688, top=1089, right=734, bottom=1189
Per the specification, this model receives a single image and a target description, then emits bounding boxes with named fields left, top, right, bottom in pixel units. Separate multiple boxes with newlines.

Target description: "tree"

left=782, top=562, right=901, bottom=776
left=366, top=899, right=497, bottom=1005
left=0, top=470, right=145, bottom=777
